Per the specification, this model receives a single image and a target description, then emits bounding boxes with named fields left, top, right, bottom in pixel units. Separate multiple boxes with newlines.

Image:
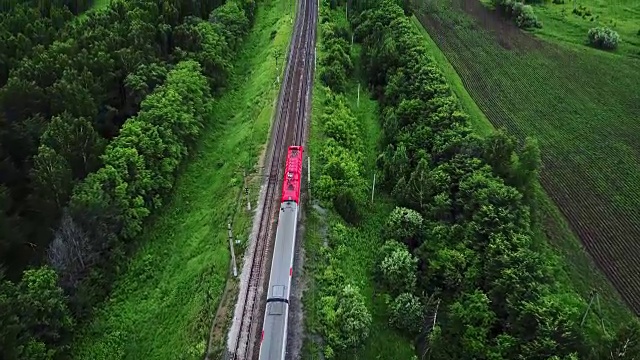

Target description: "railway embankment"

left=225, top=0, right=317, bottom=358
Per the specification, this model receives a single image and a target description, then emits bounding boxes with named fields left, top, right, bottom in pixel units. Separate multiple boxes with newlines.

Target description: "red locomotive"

left=259, top=145, right=304, bottom=360
left=280, top=146, right=303, bottom=204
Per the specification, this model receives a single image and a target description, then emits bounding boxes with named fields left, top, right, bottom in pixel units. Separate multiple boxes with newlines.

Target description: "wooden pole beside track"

left=581, top=290, right=596, bottom=327
left=244, top=170, right=251, bottom=211
left=228, top=223, right=238, bottom=277
left=308, top=156, right=311, bottom=200
left=371, top=172, right=376, bottom=203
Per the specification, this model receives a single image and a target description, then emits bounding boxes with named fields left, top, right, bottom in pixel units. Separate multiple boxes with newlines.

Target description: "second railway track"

left=226, top=0, right=317, bottom=358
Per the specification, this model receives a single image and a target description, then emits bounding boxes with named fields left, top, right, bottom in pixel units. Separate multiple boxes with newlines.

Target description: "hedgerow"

left=315, top=0, right=365, bottom=225
left=311, top=1, right=373, bottom=357
left=352, top=0, right=639, bottom=357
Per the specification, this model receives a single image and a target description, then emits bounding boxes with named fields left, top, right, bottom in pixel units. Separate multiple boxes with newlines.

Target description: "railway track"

left=226, top=0, right=317, bottom=358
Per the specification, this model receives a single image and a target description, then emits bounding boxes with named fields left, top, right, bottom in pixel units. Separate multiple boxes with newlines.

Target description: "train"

left=258, top=145, right=304, bottom=360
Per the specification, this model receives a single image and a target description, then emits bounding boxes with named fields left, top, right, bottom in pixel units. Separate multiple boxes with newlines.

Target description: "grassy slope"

left=533, top=0, right=640, bottom=57
left=409, top=14, right=632, bottom=333
left=301, top=23, right=415, bottom=357
left=71, top=0, right=294, bottom=358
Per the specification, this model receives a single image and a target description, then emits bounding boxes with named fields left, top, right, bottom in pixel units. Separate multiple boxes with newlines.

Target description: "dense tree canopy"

left=0, top=0, right=253, bottom=277
left=351, top=0, right=640, bottom=358
left=0, top=0, right=256, bottom=357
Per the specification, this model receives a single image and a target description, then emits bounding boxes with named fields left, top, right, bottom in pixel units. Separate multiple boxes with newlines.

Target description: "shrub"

left=334, top=187, right=363, bottom=225
left=319, top=14, right=352, bottom=92
left=513, top=3, right=542, bottom=29
left=380, top=245, right=418, bottom=295
left=587, top=27, right=620, bottom=50
left=315, top=90, right=366, bottom=224
left=384, top=206, right=424, bottom=246
left=334, top=284, right=372, bottom=350
left=388, top=293, right=424, bottom=335
left=317, top=283, right=372, bottom=353
left=492, top=0, right=542, bottom=29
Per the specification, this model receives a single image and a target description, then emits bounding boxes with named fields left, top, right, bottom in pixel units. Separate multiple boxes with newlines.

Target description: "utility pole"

left=596, top=292, right=607, bottom=335
left=244, top=170, right=251, bottom=211
left=274, top=49, right=282, bottom=84
left=346, top=0, right=348, bottom=19
left=228, top=223, right=238, bottom=277
left=308, top=156, right=311, bottom=200
left=245, top=187, right=251, bottom=211
left=357, top=83, right=360, bottom=107
left=581, top=290, right=596, bottom=327
left=371, top=172, right=376, bottom=203
left=314, top=46, right=317, bottom=72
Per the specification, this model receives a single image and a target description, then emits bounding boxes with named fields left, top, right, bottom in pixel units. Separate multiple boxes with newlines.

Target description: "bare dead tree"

left=417, top=293, right=441, bottom=360
left=48, top=209, right=99, bottom=290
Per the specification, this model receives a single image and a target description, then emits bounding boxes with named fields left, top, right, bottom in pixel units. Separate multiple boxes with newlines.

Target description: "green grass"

left=409, top=3, right=634, bottom=330
left=533, top=0, right=640, bottom=57
left=71, top=0, right=295, bottom=358
left=90, top=0, right=110, bottom=11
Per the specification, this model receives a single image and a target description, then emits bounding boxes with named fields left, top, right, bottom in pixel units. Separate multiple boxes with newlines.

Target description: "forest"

left=0, top=0, right=255, bottom=358
left=306, top=0, right=640, bottom=358
left=3, top=0, right=640, bottom=358
left=352, top=0, right=640, bottom=357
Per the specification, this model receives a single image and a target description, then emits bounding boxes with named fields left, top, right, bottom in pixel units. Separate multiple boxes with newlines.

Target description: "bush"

left=380, top=245, right=418, bottom=295
left=384, top=206, right=424, bottom=247
left=319, top=12, right=352, bottom=92
left=316, top=91, right=367, bottom=223
left=334, top=284, right=372, bottom=350
left=334, top=187, right=363, bottom=225
left=492, top=0, right=542, bottom=29
left=317, top=284, right=372, bottom=354
left=588, top=27, right=620, bottom=50
left=513, top=3, right=542, bottom=29
left=388, top=293, right=424, bottom=335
